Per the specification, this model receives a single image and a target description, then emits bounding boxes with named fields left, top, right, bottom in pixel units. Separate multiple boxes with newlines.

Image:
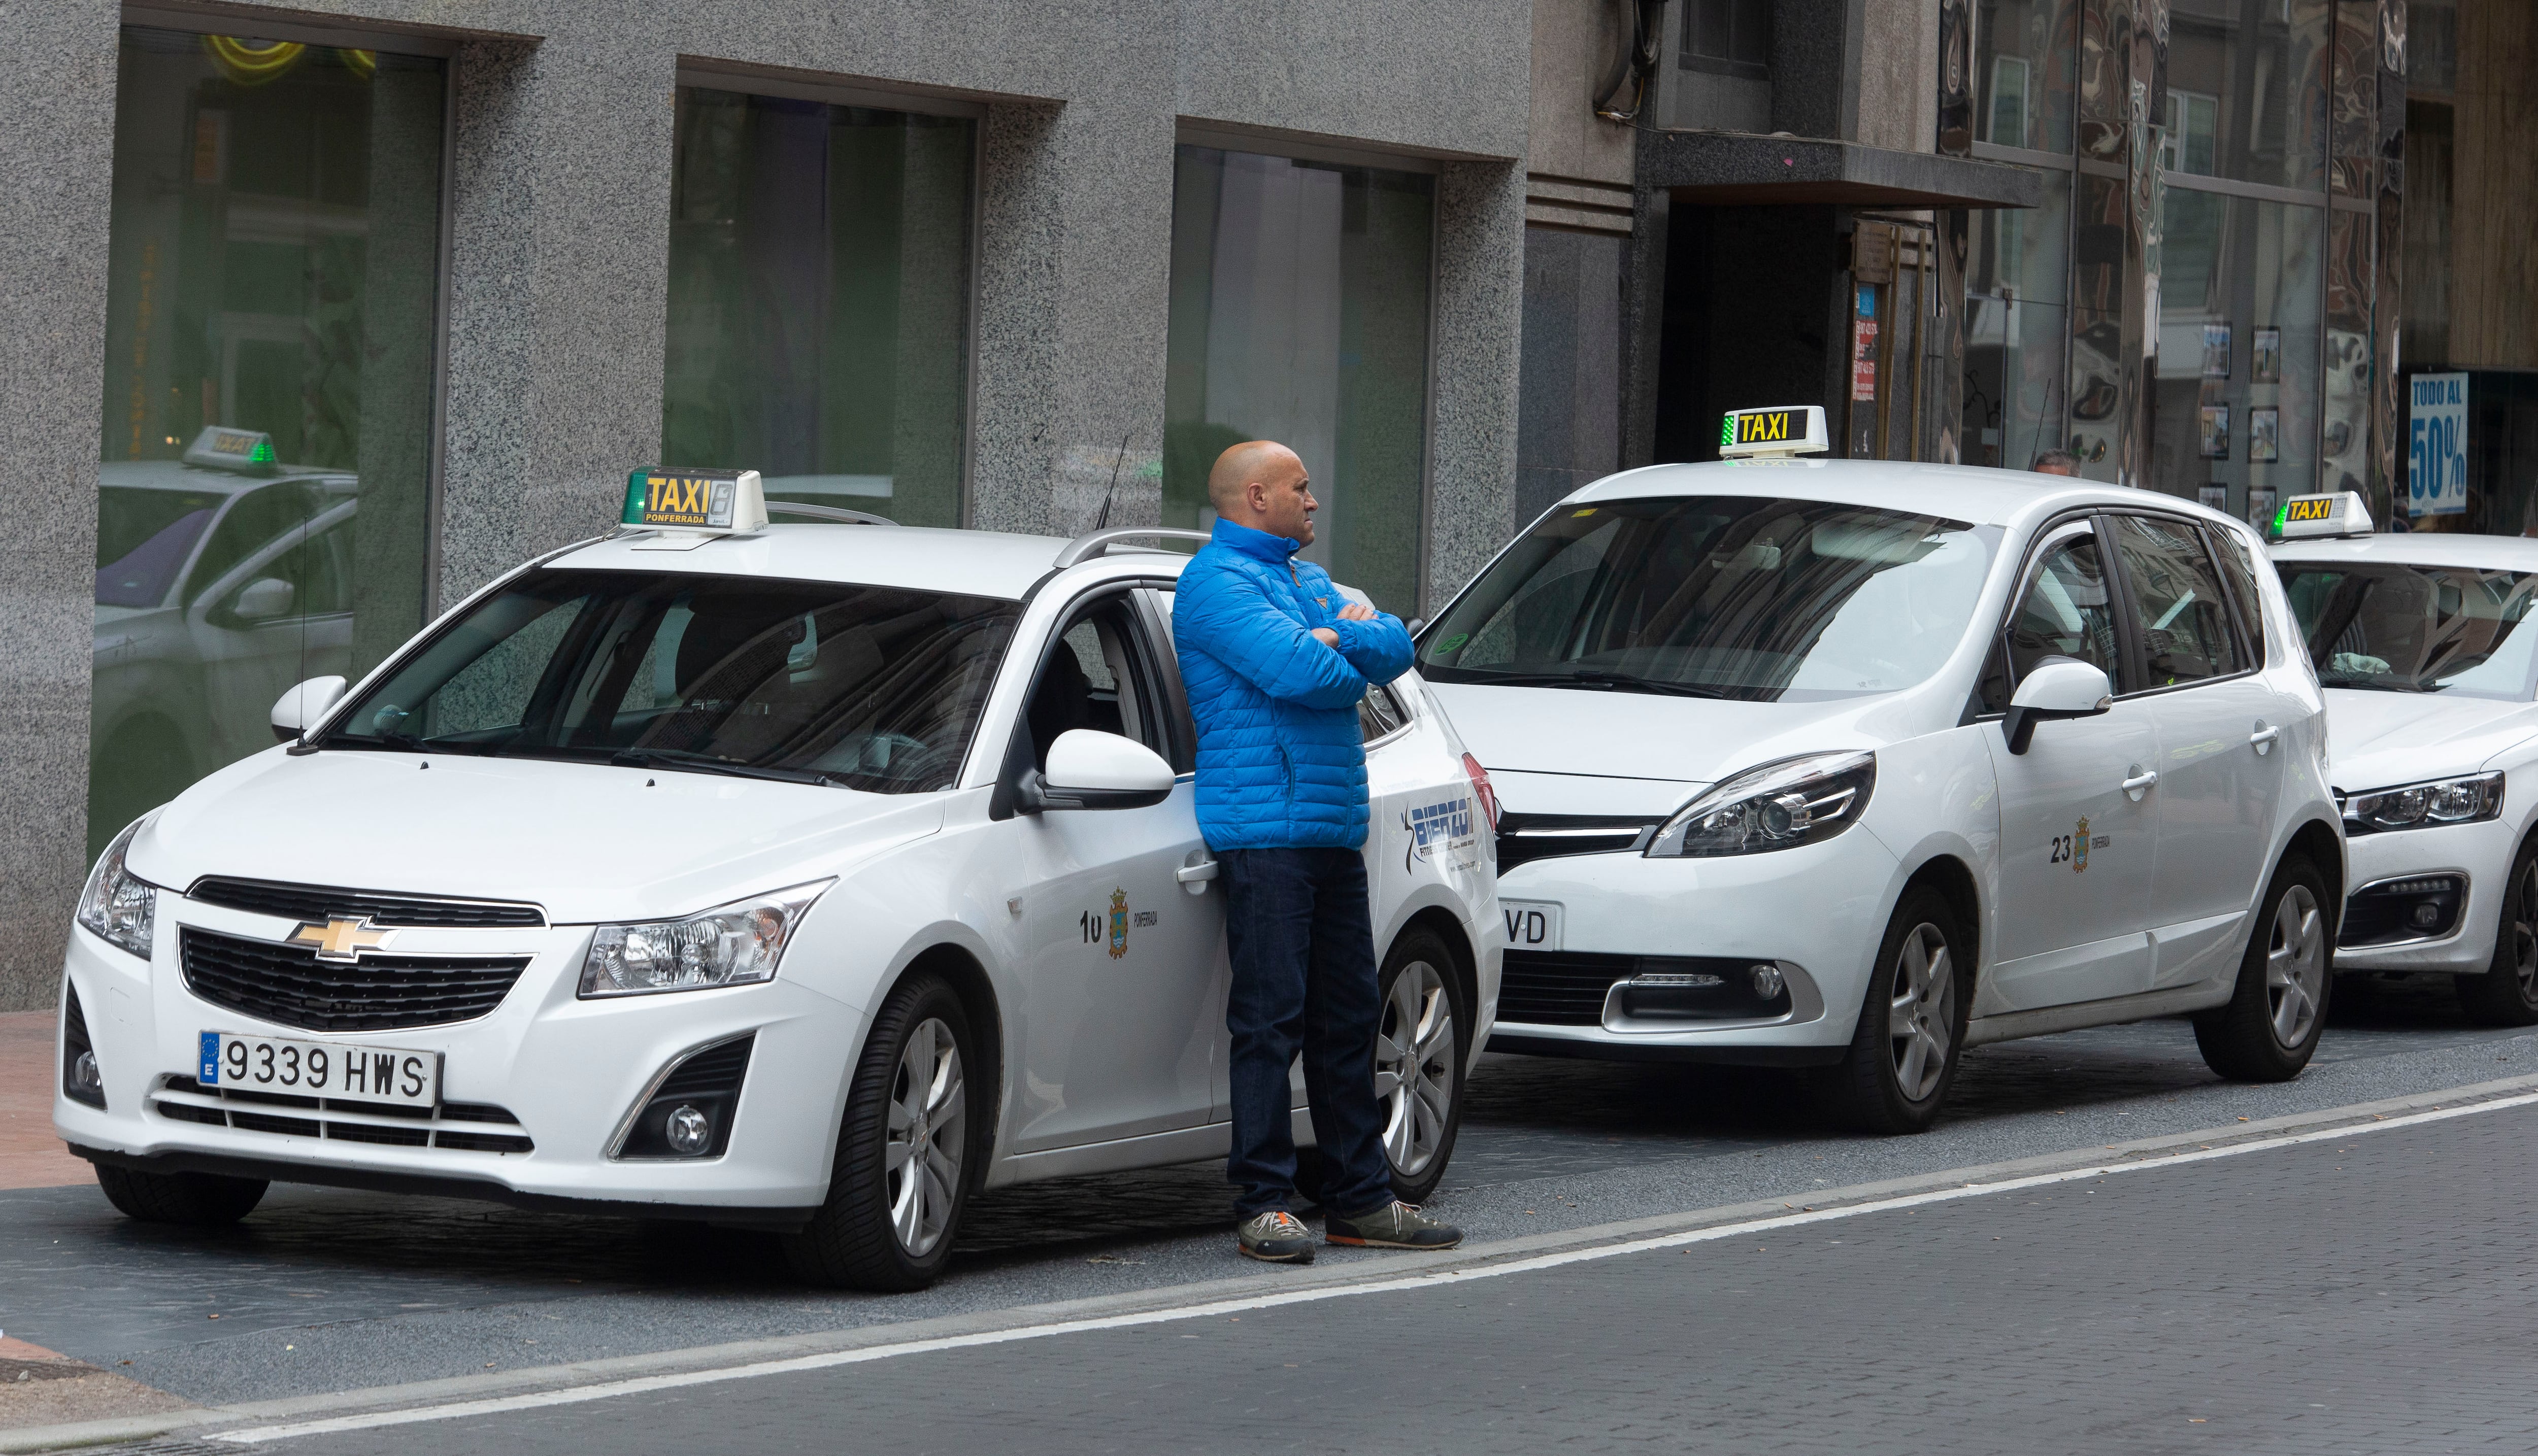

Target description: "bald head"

left=1206, top=440, right=1318, bottom=545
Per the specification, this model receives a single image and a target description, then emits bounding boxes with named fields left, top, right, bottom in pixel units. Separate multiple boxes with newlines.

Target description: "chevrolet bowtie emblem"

left=290, top=916, right=396, bottom=963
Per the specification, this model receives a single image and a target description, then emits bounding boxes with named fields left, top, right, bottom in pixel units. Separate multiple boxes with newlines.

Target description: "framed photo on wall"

left=2249, top=406, right=2280, bottom=463
left=2201, top=323, right=2232, bottom=379
left=2247, top=486, right=2277, bottom=529
left=2198, top=485, right=2228, bottom=512
left=2199, top=403, right=2231, bottom=459
left=2253, top=328, right=2282, bottom=384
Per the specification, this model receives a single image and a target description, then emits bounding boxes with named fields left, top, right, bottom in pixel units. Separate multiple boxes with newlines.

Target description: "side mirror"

left=232, top=577, right=295, bottom=622
left=271, top=675, right=347, bottom=744
left=1405, top=617, right=1427, bottom=638
left=1016, top=729, right=1175, bottom=811
left=2003, top=659, right=2114, bottom=755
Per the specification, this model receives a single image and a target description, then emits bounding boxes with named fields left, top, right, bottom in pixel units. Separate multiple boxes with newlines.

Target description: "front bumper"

left=1483, top=825, right=1897, bottom=1064
left=53, top=891, right=859, bottom=1213
left=2332, top=815, right=2518, bottom=973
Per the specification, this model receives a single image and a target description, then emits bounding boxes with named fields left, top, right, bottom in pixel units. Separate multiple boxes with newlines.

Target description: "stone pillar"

left=437, top=27, right=679, bottom=608
left=1424, top=160, right=1526, bottom=612
left=0, top=4, right=117, bottom=1008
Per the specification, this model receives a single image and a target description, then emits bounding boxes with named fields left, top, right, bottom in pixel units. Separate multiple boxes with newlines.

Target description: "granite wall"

left=0, top=0, right=1530, bottom=1009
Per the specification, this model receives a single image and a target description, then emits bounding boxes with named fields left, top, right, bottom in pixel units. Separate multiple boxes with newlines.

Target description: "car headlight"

left=1646, top=752, right=1877, bottom=858
left=76, top=816, right=159, bottom=961
left=2343, top=772, right=2503, bottom=834
left=578, top=881, right=833, bottom=998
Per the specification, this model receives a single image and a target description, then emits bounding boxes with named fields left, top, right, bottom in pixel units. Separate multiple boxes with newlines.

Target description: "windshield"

left=1420, top=496, right=1996, bottom=702
left=97, top=487, right=226, bottom=607
left=321, top=569, right=1021, bottom=792
left=2278, top=561, right=2538, bottom=700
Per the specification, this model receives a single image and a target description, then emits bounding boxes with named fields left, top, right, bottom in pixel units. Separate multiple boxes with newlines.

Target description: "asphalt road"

left=9, top=975, right=2537, bottom=1446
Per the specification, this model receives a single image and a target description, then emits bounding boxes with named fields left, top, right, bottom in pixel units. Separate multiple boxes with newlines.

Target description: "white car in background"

left=1414, top=407, right=2345, bottom=1133
left=58, top=470, right=1498, bottom=1291
left=2271, top=522, right=2538, bottom=1024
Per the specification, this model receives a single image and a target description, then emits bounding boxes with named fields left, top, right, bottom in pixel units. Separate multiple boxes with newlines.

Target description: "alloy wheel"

left=1373, top=960, right=1456, bottom=1177
left=885, top=1017, right=965, bottom=1259
left=1887, top=923, right=1954, bottom=1102
left=2264, top=884, right=2327, bottom=1047
left=2513, top=861, right=2538, bottom=1000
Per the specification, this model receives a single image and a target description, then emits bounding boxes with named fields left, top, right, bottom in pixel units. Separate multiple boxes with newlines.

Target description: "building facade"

left=3, top=1, right=1535, bottom=1008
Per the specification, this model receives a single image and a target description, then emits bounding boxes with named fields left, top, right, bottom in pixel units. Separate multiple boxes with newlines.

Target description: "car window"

left=219, top=516, right=352, bottom=623
left=324, top=569, right=1021, bottom=794
left=2108, top=514, right=2242, bottom=686
left=1359, top=681, right=1410, bottom=742
left=2003, top=528, right=2122, bottom=692
left=183, top=481, right=319, bottom=602
left=96, top=487, right=227, bottom=607
left=2277, top=562, right=2538, bottom=700
left=2204, top=524, right=2267, bottom=664
left=1420, top=496, right=1996, bottom=702
left=1023, top=595, right=1166, bottom=771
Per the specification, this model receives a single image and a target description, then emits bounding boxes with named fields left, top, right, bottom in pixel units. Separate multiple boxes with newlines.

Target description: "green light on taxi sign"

left=1719, top=415, right=1736, bottom=450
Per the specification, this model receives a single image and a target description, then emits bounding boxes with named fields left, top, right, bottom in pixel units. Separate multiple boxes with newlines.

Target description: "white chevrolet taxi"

left=57, top=468, right=1498, bottom=1290
left=2269, top=504, right=2538, bottom=1024
left=1418, top=406, right=2344, bottom=1132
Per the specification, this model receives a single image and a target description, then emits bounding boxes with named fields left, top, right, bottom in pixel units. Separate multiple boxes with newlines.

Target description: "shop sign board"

left=2408, top=373, right=2468, bottom=518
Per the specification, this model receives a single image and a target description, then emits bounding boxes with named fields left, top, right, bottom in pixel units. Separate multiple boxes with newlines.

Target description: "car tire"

left=93, top=1163, right=266, bottom=1226
left=1291, top=928, right=1471, bottom=1209
left=782, top=974, right=978, bottom=1292
left=1814, top=885, right=1969, bottom=1135
left=2194, top=855, right=2333, bottom=1080
left=2457, top=838, right=2538, bottom=1027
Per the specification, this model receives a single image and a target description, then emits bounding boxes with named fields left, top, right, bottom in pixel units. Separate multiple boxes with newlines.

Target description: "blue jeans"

left=1219, top=846, right=1394, bottom=1220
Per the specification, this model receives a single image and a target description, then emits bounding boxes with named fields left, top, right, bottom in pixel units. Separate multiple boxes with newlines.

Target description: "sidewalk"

left=1, top=1010, right=92, bottom=1191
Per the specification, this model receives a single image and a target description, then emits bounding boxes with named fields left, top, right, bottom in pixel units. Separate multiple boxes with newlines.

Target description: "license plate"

left=197, top=1031, right=440, bottom=1107
left=1501, top=900, right=1563, bottom=952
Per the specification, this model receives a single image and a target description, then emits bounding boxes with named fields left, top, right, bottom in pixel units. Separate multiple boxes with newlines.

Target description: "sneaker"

left=1238, top=1210, right=1317, bottom=1263
left=1325, top=1201, right=1462, bottom=1249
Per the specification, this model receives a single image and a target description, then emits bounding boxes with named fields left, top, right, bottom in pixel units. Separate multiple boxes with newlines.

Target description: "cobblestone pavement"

left=156, top=1094, right=2538, bottom=1455
left=7, top=976, right=2533, bottom=1423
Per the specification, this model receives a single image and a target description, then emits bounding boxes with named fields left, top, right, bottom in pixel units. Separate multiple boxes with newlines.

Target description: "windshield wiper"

left=1461, top=669, right=1730, bottom=699
left=611, top=748, right=842, bottom=787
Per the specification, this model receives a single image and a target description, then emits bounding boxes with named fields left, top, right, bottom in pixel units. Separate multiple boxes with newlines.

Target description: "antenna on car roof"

left=1092, top=431, right=1131, bottom=532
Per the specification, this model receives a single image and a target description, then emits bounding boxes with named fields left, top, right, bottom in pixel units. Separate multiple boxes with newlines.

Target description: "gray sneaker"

left=1238, top=1210, right=1317, bottom=1263
left=1325, top=1201, right=1461, bottom=1249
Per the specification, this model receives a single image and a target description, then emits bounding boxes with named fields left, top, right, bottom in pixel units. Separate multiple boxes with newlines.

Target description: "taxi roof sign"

left=181, top=426, right=279, bottom=477
left=1719, top=405, right=1828, bottom=459
left=621, top=467, right=768, bottom=547
left=2268, top=490, right=2374, bottom=541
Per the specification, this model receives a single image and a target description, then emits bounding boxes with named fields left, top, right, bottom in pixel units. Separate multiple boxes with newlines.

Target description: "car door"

left=2105, top=511, right=2285, bottom=989
left=1006, top=588, right=1226, bottom=1152
left=1980, top=517, right=2161, bottom=1012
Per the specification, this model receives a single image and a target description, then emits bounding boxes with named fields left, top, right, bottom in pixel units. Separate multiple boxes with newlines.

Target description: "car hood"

left=2324, top=688, right=2538, bottom=793
left=1424, top=682, right=1915, bottom=798
left=130, top=749, right=947, bottom=925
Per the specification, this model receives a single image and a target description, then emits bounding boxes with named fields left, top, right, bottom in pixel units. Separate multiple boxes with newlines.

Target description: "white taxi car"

left=1417, top=406, right=2344, bottom=1132
left=2269, top=508, right=2538, bottom=1024
left=57, top=468, right=1498, bottom=1290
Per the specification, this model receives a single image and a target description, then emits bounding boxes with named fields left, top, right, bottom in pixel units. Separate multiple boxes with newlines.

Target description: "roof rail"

left=767, top=502, right=899, bottom=527
left=1052, top=527, right=1212, bottom=568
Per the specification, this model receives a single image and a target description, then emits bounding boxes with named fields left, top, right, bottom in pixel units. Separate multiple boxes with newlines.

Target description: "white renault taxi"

left=1418, top=406, right=2343, bottom=1132
left=2269, top=503, right=2538, bottom=1025
left=57, top=468, right=1498, bottom=1290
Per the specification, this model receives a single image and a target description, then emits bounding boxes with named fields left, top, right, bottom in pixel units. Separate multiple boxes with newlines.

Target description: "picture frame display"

left=2252, top=327, right=2282, bottom=385
left=2198, top=403, right=2232, bottom=459
left=2249, top=405, right=2280, bottom=463
left=2201, top=322, right=2232, bottom=379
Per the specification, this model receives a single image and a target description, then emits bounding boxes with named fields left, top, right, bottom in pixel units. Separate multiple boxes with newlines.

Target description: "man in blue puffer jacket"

left=1174, top=440, right=1462, bottom=1264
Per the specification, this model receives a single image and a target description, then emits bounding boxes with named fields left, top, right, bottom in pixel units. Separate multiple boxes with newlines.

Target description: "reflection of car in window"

left=89, top=454, right=358, bottom=851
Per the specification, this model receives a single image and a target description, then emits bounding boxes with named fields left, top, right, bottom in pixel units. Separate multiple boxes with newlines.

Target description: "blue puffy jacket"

left=1173, top=519, right=1415, bottom=851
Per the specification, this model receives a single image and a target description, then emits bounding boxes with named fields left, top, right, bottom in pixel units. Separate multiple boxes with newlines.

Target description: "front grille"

left=1499, top=951, right=1776, bottom=1027
left=181, top=928, right=530, bottom=1032
left=188, top=877, right=546, bottom=929
left=151, top=1074, right=535, bottom=1154
left=1495, top=815, right=1658, bottom=873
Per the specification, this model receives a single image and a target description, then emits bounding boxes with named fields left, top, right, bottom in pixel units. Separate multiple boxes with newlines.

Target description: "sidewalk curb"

left=11, top=1070, right=2536, bottom=1453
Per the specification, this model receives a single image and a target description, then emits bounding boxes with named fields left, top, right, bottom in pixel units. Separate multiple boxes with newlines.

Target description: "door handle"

left=2121, top=767, right=2159, bottom=799
left=1176, top=856, right=1218, bottom=892
left=2249, top=722, right=2280, bottom=755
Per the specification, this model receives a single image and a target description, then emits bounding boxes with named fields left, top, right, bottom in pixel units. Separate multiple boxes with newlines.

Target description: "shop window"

left=1681, top=0, right=1770, bottom=79
left=92, top=27, right=445, bottom=858
left=2148, top=193, right=2324, bottom=522
left=2161, top=0, right=2330, bottom=191
left=661, top=89, right=975, bottom=529
left=1163, top=146, right=1435, bottom=616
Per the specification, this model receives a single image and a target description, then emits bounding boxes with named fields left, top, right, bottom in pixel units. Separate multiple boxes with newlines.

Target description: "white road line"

left=212, top=1088, right=2538, bottom=1445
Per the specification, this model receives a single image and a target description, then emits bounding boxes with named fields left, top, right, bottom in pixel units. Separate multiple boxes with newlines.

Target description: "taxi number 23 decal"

left=2049, top=817, right=2110, bottom=872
